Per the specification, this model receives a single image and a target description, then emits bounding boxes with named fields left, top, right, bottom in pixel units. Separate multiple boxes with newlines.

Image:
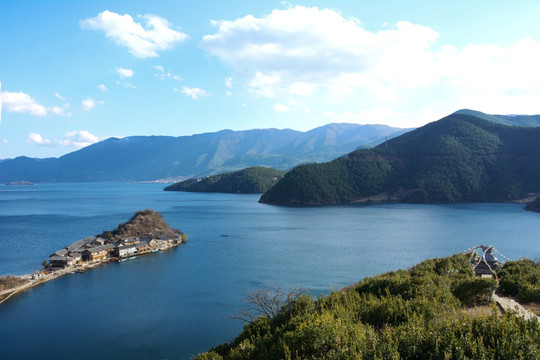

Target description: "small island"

left=0, top=209, right=186, bottom=304
left=5, top=180, right=34, bottom=186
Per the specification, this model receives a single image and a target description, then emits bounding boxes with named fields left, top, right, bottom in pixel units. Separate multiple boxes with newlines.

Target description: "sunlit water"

left=1, top=183, right=539, bottom=359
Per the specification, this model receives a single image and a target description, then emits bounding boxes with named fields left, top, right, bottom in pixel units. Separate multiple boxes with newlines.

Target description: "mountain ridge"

left=0, top=123, right=407, bottom=183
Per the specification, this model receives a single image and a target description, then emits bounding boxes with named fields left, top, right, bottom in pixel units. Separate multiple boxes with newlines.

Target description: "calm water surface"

left=1, top=183, right=539, bottom=359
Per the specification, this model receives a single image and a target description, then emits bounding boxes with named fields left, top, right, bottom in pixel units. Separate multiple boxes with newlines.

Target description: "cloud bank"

left=202, top=5, right=540, bottom=122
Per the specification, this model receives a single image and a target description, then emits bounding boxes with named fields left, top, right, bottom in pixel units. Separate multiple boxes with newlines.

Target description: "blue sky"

left=1, top=0, right=540, bottom=158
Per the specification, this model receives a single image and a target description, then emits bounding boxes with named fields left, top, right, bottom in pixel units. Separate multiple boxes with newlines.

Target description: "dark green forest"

left=260, top=114, right=540, bottom=205
left=196, top=255, right=540, bottom=359
left=164, top=166, right=285, bottom=194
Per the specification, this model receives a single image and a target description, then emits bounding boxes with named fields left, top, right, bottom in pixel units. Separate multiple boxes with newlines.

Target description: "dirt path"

left=492, top=293, right=540, bottom=322
left=0, top=268, right=75, bottom=305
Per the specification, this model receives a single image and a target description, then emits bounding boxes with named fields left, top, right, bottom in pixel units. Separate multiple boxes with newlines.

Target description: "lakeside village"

left=0, top=210, right=186, bottom=304
left=43, top=233, right=184, bottom=275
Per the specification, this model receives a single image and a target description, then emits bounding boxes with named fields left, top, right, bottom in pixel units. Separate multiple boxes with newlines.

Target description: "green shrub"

left=452, top=277, right=497, bottom=306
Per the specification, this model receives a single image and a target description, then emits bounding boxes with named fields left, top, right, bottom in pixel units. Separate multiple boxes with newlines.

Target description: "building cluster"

left=48, top=234, right=183, bottom=268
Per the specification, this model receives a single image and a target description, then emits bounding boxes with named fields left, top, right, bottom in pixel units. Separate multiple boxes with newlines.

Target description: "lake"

left=1, top=183, right=539, bottom=359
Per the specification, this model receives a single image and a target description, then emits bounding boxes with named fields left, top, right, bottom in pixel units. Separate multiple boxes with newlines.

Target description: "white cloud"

left=0, top=89, right=71, bottom=117
left=181, top=86, right=210, bottom=99
left=2, top=139, right=8, bottom=144
left=97, top=84, right=108, bottom=91
left=274, top=104, right=289, bottom=112
left=1, top=91, right=47, bottom=116
left=153, top=65, right=182, bottom=81
left=55, top=92, right=66, bottom=100
left=225, top=77, right=233, bottom=88
left=59, top=130, right=100, bottom=148
left=81, top=97, right=104, bottom=111
left=51, top=105, right=72, bottom=117
left=80, top=10, right=188, bottom=58
left=26, top=133, right=52, bottom=146
left=202, top=6, right=439, bottom=97
left=116, top=67, right=134, bottom=78
left=201, top=5, right=540, bottom=122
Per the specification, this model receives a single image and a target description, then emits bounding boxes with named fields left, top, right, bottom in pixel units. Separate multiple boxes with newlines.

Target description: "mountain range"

left=0, top=123, right=408, bottom=183
left=260, top=111, right=540, bottom=205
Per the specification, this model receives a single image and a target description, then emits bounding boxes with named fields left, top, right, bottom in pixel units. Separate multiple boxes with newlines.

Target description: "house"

left=115, top=244, right=138, bottom=259
left=49, top=255, right=79, bottom=268
left=157, top=235, right=176, bottom=250
left=135, top=239, right=156, bottom=255
left=51, top=248, right=68, bottom=257
left=82, top=244, right=115, bottom=262
left=122, top=237, right=140, bottom=245
left=66, top=237, right=96, bottom=252
left=91, top=237, right=106, bottom=246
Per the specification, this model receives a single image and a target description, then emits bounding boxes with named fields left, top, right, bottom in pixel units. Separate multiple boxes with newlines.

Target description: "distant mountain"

left=0, top=123, right=407, bottom=183
left=164, top=166, right=285, bottom=194
left=454, top=109, right=540, bottom=127
left=260, top=113, right=540, bottom=205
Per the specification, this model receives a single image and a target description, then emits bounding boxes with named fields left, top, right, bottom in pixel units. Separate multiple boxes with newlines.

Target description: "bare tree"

left=231, top=284, right=307, bottom=323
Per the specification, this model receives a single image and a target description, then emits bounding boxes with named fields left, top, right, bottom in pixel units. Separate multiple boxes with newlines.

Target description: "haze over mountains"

left=0, top=123, right=408, bottom=183
left=260, top=111, right=540, bottom=205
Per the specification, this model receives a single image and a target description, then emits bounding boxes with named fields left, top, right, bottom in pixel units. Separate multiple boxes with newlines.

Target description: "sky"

left=1, top=0, right=540, bottom=159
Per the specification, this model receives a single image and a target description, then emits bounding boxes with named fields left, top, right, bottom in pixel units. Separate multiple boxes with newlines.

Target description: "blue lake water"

left=1, top=183, right=539, bottom=359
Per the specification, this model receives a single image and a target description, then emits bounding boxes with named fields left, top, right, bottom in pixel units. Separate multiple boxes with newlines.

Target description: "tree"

left=231, top=284, right=307, bottom=323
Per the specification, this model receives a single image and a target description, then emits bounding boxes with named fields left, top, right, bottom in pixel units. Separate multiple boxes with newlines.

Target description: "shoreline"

left=0, top=245, right=182, bottom=305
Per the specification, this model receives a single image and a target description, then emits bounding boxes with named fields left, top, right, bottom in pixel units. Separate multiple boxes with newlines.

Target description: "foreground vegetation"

left=497, top=259, right=540, bottom=303
left=260, top=113, right=540, bottom=205
left=164, top=166, right=285, bottom=194
left=196, top=255, right=540, bottom=359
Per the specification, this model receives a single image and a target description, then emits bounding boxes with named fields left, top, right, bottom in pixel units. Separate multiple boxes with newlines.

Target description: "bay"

left=0, top=183, right=539, bottom=359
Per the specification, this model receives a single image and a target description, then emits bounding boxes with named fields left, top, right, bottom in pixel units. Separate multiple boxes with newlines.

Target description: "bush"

left=452, top=277, right=497, bottom=306
left=498, top=259, right=540, bottom=302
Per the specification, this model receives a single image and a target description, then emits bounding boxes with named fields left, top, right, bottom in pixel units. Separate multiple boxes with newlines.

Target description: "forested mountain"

left=260, top=113, right=540, bottom=205
left=0, top=123, right=406, bottom=183
left=164, top=166, right=285, bottom=194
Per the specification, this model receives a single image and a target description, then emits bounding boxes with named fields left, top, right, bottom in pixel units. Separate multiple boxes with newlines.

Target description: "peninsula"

left=0, top=209, right=186, bottom=304
left=164, top=166, right=285, bottom=194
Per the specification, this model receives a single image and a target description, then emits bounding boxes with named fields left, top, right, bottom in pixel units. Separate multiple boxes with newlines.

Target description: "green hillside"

left=260, top=114, right=540, bottom=205
left=196, top=254, right=540, bottom=359
left=164, top=166, right=285, bottom=194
